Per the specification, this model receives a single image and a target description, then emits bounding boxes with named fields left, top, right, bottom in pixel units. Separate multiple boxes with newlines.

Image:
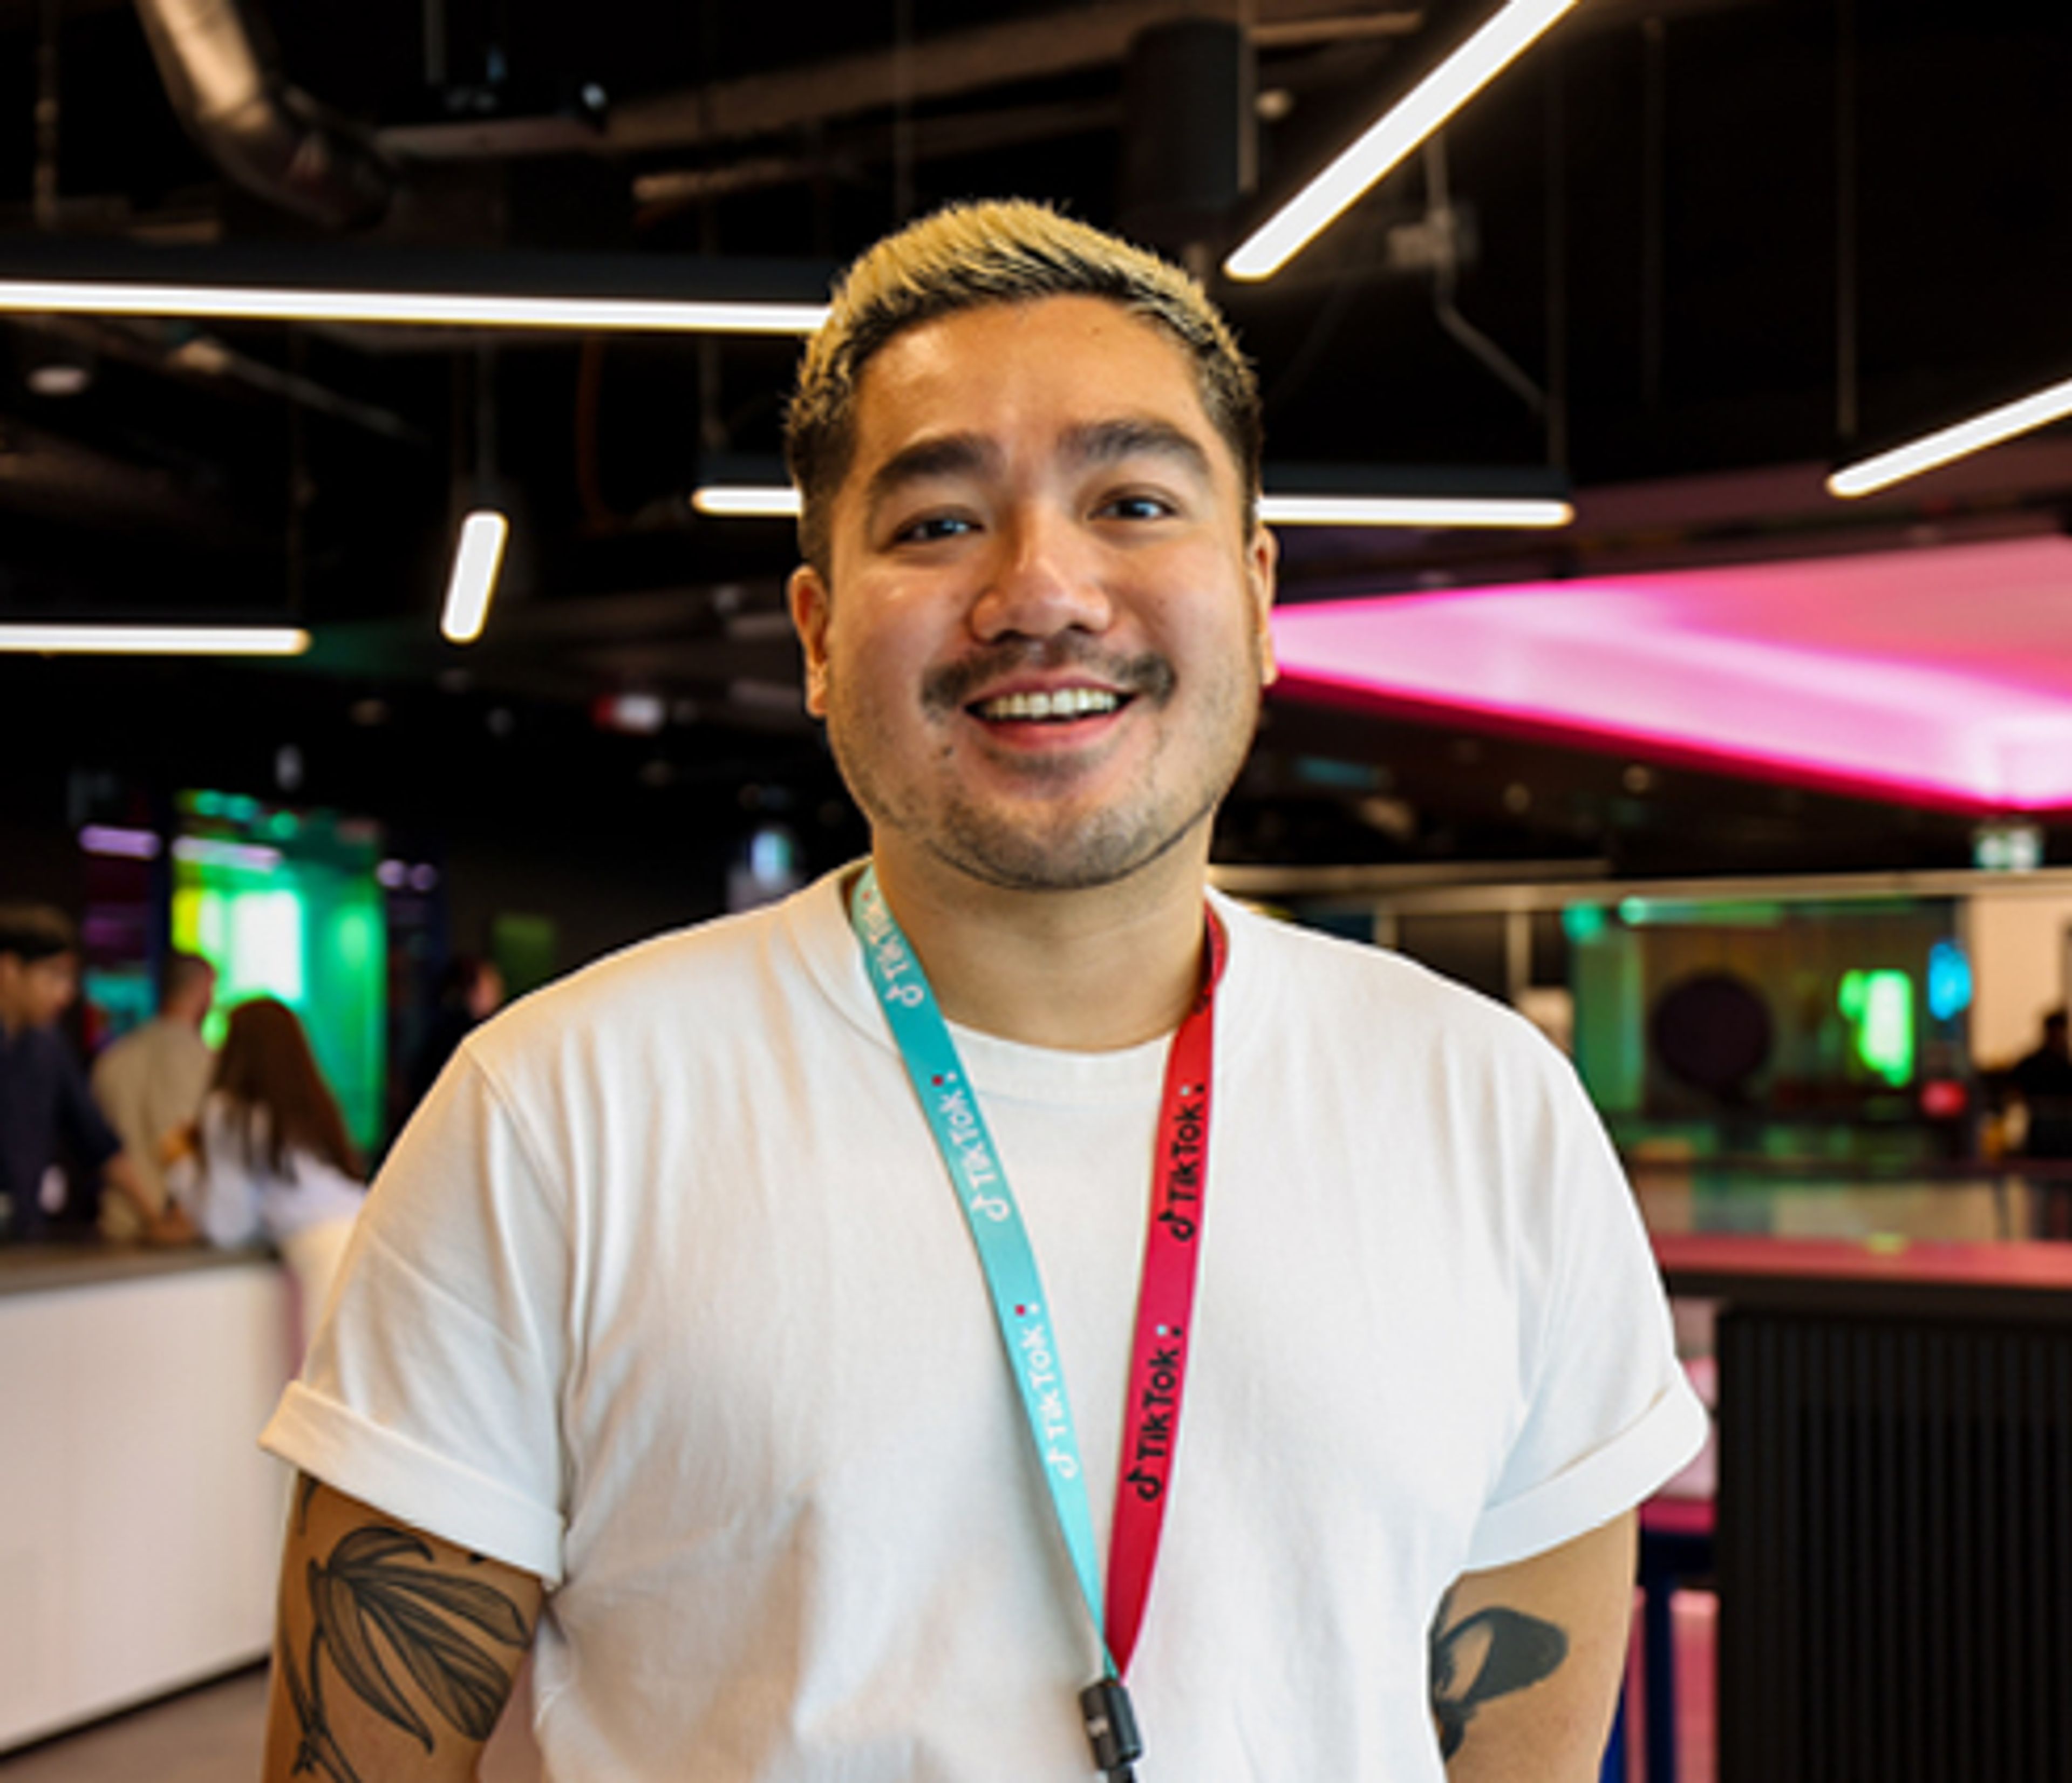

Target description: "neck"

left=867, top=842, right=1213, bottom=1051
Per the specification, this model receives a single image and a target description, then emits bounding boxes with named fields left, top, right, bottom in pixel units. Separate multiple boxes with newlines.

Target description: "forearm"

left=263, top=1475, right=543, bottom=1781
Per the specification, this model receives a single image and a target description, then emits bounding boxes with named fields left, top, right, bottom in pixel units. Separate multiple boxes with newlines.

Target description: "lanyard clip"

left=1080, top=1675, right=1142, bottom=1779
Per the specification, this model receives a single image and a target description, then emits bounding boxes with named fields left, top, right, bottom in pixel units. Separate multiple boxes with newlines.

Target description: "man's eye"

left=894, top=513, right=976, bottom=544
left=1096, top=493, right=1176, bottom=522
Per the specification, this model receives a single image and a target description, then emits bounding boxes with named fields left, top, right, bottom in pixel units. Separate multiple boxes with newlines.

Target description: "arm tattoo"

left=280, top=1522, right=534, bottom=1781
left=1427, top=1586, right=1570, bottom=1760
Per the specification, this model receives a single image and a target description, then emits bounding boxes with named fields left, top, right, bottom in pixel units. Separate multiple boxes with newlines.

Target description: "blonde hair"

left=783, top=199, right=1261, bottom=574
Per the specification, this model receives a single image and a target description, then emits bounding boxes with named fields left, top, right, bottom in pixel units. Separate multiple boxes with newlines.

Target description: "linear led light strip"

left=1828, top=372, right=2072, bottom=498
left=0, top=624, right=309, bottom=654
left=442, top=511, right=509, bottom=644
left=693, top=484, right=1572, bottom=529
left=1259, top=493, right=1570, bottom=528
left=1225, top=0, right=1577, bottom=282
left=0, top=279, right=828, bottom=335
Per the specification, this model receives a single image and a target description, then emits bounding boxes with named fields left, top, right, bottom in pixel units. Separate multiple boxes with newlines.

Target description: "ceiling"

left=2, top=0, right=2070, bottom=879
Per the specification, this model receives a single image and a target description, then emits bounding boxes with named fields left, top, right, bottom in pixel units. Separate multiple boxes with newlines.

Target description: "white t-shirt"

left=263, top=867, right=1705, bottom=1782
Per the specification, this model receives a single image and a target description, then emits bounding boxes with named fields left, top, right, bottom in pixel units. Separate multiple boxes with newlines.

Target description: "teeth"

left=976, top=688, right=1122, bottom=722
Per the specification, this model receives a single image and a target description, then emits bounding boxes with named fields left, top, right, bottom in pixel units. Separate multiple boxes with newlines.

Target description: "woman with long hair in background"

left=168, top=997, right=366, bottom=1350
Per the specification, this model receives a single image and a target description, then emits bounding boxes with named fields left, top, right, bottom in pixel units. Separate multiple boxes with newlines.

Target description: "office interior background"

left=3, top=2, right=2071, bottom=1780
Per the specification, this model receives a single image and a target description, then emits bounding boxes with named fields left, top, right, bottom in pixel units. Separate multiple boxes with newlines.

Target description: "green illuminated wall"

left=171, top=795, right=385, bottom=1154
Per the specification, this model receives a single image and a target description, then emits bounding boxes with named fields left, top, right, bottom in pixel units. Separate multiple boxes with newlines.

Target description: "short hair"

left=0, top=903, right=78, bottom=965
left=783, top=199, right=1262, bottom=575
left=159, top=950, right=215, bottom=1007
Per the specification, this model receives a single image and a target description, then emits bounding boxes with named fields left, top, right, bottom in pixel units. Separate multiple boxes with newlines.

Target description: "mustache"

left=922, top=640, right=1176, bottom=713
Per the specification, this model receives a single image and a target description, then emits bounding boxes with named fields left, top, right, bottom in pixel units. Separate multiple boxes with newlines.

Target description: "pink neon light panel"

left=1268, top=535, right=2072, bottom=812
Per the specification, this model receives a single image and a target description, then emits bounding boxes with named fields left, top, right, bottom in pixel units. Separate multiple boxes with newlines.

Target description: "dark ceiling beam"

left=631, top=94, right=1123, bottom=209
left=605, top=0, right=1421, bottom=155
left=12, top=315, right=426, bottom=443
left=0, top=414, right=256, bottom=542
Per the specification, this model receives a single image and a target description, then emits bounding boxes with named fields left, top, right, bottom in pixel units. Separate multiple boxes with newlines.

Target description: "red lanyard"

left=1105, top=907, right=1225, bottom=1674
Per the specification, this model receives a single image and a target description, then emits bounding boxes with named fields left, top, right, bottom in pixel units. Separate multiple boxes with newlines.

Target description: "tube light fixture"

left=79, top=825, right=163, bottom=860
left=0, top=624, right=309, bottom=655
left=1225, top=0, right=1578, bottom=282
left=0, top=279, right=827, bottom=336
left=441, top=510, right=509, bottom=644
left=1828, top=372, right=2072, bottom=498
left=1259, top=493, right=1571, bottom=528
left=692, top=484, right=802, bottom=518
left=687, top=479, right=1572, bottom=530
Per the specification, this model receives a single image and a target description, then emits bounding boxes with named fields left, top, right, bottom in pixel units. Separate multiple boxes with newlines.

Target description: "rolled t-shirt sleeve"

left=261, top=1047, right=572, bottom=1584
left=1463, top=1043, right=1708, bottom=1572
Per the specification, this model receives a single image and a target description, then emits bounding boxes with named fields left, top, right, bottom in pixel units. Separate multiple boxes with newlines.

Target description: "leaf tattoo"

left=1427, top=1587, right=1570, bottom=1760
left=283, top=1521, right=533, bottom=1780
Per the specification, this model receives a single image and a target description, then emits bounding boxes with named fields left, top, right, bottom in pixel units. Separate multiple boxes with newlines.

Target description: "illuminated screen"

left=171, top=797, right=385, bottom=1153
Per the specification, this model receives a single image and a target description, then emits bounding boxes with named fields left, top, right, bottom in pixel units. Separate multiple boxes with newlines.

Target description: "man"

left=261, top=202, right=1704, bottom=1782
left=90, top=950, right=216, bottom=1240
left=2009, top=1008, right=2072, bottom=1160
left=2008, top=1008, right=2072, bottom=1239
left=0, top=903, right=174, bottom=1242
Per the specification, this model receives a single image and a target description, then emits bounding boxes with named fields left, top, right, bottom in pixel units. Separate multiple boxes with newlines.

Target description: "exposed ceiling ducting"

left=131, top=0, right=393, bottom=229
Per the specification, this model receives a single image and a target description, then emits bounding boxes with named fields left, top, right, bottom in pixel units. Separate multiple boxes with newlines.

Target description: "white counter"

left=0, top=1247, right=294, bottom=1752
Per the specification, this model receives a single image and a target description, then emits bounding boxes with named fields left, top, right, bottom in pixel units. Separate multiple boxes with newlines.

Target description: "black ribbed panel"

left=1717, top=1310, right=2072, bottom=1783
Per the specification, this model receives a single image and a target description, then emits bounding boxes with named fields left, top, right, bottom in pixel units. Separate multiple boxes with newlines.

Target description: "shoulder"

left=1216, top=893, right=1556, bottom=1067
left=459, top=879, right=837, bottom=1092
left=88, top=1029, right=130, bottom=1086
left=35, top=1025, right=91, bottom=1083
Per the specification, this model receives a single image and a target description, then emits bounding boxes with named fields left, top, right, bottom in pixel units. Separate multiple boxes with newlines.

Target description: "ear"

left=788, top=563, right=833, bottom=717
left=1247, top=521, right=1280, bottom=686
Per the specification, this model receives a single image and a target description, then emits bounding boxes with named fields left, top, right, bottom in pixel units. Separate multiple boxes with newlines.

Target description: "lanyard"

left=849, top=865, right=1224, bottom=1778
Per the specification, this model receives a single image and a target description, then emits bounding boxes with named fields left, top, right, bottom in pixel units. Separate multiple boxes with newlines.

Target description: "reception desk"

left=1655, top=1233, right=2072, bottom=1783
left=0, top=1244, right=295, bottom=1753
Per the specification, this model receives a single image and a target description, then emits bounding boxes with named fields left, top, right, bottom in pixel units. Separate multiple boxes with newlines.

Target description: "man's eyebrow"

left=863, top=433, right=1001, bottom=518
left=1060, top=418, right=1214, bottom=482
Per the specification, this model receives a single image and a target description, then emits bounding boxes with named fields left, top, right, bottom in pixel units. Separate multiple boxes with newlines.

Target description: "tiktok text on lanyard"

left=850, top=865, right=1224, bottom=1782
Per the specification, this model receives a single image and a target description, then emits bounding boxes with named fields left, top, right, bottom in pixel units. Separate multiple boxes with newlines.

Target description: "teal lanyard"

left=848, top=864, right=1116, bottom=1675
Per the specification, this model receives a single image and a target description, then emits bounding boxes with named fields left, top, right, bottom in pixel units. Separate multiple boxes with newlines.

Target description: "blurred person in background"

left=168, top=997, right=366, bottom=1348
left=0, top=902, right=179, bottom=1244
left=2010, top=1006, right=2072, bottom=1237
left=90, top=950, right=216, bottom=1241
left=2010, top=1008, right=2072, bottom=1159
left=403, top=953, right=505, bottom=1113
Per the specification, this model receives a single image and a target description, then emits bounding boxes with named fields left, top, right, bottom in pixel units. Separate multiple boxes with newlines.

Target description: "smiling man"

left=260, top=202, right=1704, bottom=1783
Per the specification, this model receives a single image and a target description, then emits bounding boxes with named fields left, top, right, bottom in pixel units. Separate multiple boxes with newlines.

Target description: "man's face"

left=0, top=950, right=79, bottom=1031
left=790, top=294, right=1277, bottom=896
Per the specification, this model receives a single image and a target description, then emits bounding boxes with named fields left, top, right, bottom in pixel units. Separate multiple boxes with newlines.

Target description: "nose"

left=970, top=505, right=1114, bottom=643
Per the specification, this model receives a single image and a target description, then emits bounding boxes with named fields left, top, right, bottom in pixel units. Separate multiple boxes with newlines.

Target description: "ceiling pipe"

left=131, top=0, right=394, bottom=229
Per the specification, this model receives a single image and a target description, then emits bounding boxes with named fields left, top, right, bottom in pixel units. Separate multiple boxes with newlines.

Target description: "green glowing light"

left=171, top=812, right=386, bottom=1150
left=1838, top=968, right=1915, bottom=1086
left=1563, top=903, right=1608, bottom=943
